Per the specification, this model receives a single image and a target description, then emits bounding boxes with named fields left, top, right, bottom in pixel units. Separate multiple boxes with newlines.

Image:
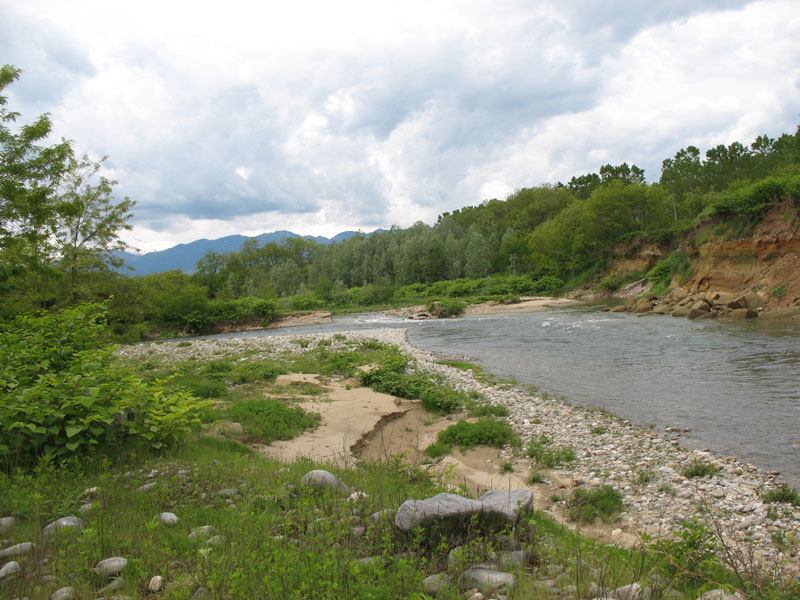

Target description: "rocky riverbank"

left=116, top=328, right=800, bottom=576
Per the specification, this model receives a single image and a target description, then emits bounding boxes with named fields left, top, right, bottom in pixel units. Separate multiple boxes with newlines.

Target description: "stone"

left=42, top=516, right=85, bottom=537
left=188, top=526, right=214, bottom=540
left=300, top=470, right=352, bottom=495
left=0, top=560, right=20, bottom=581
left=671, top=305, right=691, bottom=317
left=609, top=305, right=627, bottom=313
left=94, top=557, right=128, bottom=577
left=730, top=308, right=758, bottom=319
left=191, top=586, right=209, bottom=599
left=610, top=582, right=644, bottom=600
left=700, top=590, right=745, bottom=600
left=0, top=516, right=15, bottom=534
left=461, top=568, right=514, bottom=594
left=498, top=550, right=529, bottom=570
left=79, top=486, right=99, bottom=499
left=159, top=512, right=179, bottom=526
left=422, top=573, right=450, bottom=596
left=207, top=535, right=225, bottom=545
left=99, top=576, right=124, bottom=594
left=137, top=482, right=157, bottom=492
left=50, top=587, right=75, bottom=600
left=148, top=575, right=165, bottom=592
left=394, top=489, right=533, bottom=532
left=632, top=298, right=653, bottom=313
left=672, top=287, right=689, bottom=300
left=0, top=541, right=35, bottom=559
left=217, top=488, right=238, bottom=498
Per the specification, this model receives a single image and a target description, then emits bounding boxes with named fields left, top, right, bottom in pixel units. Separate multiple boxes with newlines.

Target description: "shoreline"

left=117, top=327, right=800, bottom=568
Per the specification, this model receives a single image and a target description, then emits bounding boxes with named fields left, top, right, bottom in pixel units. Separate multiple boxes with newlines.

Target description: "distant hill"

left=117, top=229, right=377, bottom=275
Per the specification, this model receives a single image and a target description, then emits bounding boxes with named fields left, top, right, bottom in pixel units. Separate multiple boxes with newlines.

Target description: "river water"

left=198, top=306, right=800, bottom=488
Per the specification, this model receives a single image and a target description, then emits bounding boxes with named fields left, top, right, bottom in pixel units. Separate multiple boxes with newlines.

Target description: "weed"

left=590, top=426, right=608, bottom=435
left=437, top=419, right=518, bottom=451
left=634, top=469, right=653, bottom=486
left=681, top=460, right=719, bottom=479
left=761, top=483, right=800, bottom=506
left=423, top=442, right=451, bottom=459
left=227, top=399, right=320, bottom=444
left=528, top=471, right=546, bottom=484
left=568, top=485, right=624, bottom=523
left=500, top=461, right=514, bottom=473
left=526, top=436, right=576, bottom=468
left=291, top=338, right=311, bottom=348
left=771, top=284, right=786, bottom=298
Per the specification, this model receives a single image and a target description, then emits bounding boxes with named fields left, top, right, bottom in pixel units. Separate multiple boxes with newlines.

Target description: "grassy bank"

left=3, top=316, right=799, bottom=598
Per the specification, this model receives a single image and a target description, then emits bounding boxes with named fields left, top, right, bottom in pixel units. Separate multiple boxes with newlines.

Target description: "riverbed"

left=187, top=304, right=800, bottom=489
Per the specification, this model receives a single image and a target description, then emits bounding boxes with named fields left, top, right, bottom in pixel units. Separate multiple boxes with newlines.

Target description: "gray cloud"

left=2, top=1, right=798, bottom=248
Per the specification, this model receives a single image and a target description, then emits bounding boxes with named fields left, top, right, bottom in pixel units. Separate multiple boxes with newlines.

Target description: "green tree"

left=1, top=66, right=73, bottom=308
left=54, top=155, right=135, bottom=302
left=1, top=65, right=133, bottom=311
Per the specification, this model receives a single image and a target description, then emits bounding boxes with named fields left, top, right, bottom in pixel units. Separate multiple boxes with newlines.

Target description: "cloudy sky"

left=2, top=0, right=799, bottom=252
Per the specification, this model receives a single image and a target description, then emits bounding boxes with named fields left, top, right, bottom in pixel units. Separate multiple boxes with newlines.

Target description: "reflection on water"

left=189, top=306, right=800, bottom=487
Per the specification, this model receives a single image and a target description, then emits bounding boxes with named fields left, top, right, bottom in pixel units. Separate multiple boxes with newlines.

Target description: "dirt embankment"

left=605, top=200, right=800, bottom=320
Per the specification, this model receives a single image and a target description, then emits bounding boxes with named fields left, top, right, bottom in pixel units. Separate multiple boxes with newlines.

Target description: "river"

left=195, top=305, right=800, bottom=488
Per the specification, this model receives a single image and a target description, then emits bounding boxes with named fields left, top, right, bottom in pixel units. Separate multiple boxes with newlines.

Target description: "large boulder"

left=43, top=516, right=85, bottom=537
left=395, top=489, right=533, bottom=532
left=632, top=298, right=653, bottom=313
left=671, top=305, right=691, bottom=318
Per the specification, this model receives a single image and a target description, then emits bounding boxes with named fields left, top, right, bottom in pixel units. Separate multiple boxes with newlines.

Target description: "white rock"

left=159, top=512, right=179, bottom=526
left=94, top=556, right=128, bottom=576
left=43, top=516, right=85, bottom=537
left=148, top=575, right=165, bottom=592
left=0, top=560, right=21, bottom=581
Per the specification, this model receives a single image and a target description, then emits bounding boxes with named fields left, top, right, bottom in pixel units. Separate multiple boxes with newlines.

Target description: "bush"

left=681, top=460, right=719, bottom=479
left=568, top=485, right=623, bottom=523
left=0, top=303, right=210, bottom=466
left=437, top=419, right=518, bottom=450
left=227, top=399, right=320, bottom=443
left=426, top=298, right=466, bottom=318
left=531, top=275, right=564, bottom=295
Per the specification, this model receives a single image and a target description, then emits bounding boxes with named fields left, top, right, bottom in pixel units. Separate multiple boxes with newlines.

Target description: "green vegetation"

left=567, top=485, right=624, bottom=523
left=0, top=303, right=209, bottom=467
left=227, top=398, right=321, bottom=443
left=528, top=470, right=546, bottom=484
left=526, top=435, right=577, bottom=468
left=436, top=419, right=518, bottom=451
left=761, top=483, right=800, bottom=506
left=647, top=249, right=691, bottom=296
left=681, top=460, right=720, bottom=479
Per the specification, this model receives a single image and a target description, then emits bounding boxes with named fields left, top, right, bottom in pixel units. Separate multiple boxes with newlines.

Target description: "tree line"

left=2, top=63, right=799, bottom=339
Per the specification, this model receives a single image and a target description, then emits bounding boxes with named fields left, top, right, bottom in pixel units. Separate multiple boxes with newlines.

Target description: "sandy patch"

left=266, top=311, right=333, bottom=329
left=256, top=374, right=405, bottom=465
left=464, top=296, right=580, bottom=316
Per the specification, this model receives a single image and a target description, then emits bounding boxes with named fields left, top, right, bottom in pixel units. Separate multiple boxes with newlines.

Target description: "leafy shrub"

left=437, top=419, right=518, bottom=450
left=568, top=485, right=623, bottom=523
left=762, top=484, right=800, bottom=506
left=227, top=398, right=320, bottom=443
left=531, top=276, right=564, bottom=295
left=681, top=460, right=719, bottom=479
left=648, top=517, right=722, bottom=586
left=0, top=303, right=209, bottom=466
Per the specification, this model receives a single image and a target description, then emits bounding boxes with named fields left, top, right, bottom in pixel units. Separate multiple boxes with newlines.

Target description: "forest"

left=2, top=63, right=800, bottom=340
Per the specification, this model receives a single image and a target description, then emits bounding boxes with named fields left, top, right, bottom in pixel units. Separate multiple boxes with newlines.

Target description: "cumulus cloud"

left=1, top=0, right=798, bottom=249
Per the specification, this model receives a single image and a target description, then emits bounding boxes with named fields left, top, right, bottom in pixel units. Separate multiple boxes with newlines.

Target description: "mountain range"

left=117, top=229, right=369, bottom=275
